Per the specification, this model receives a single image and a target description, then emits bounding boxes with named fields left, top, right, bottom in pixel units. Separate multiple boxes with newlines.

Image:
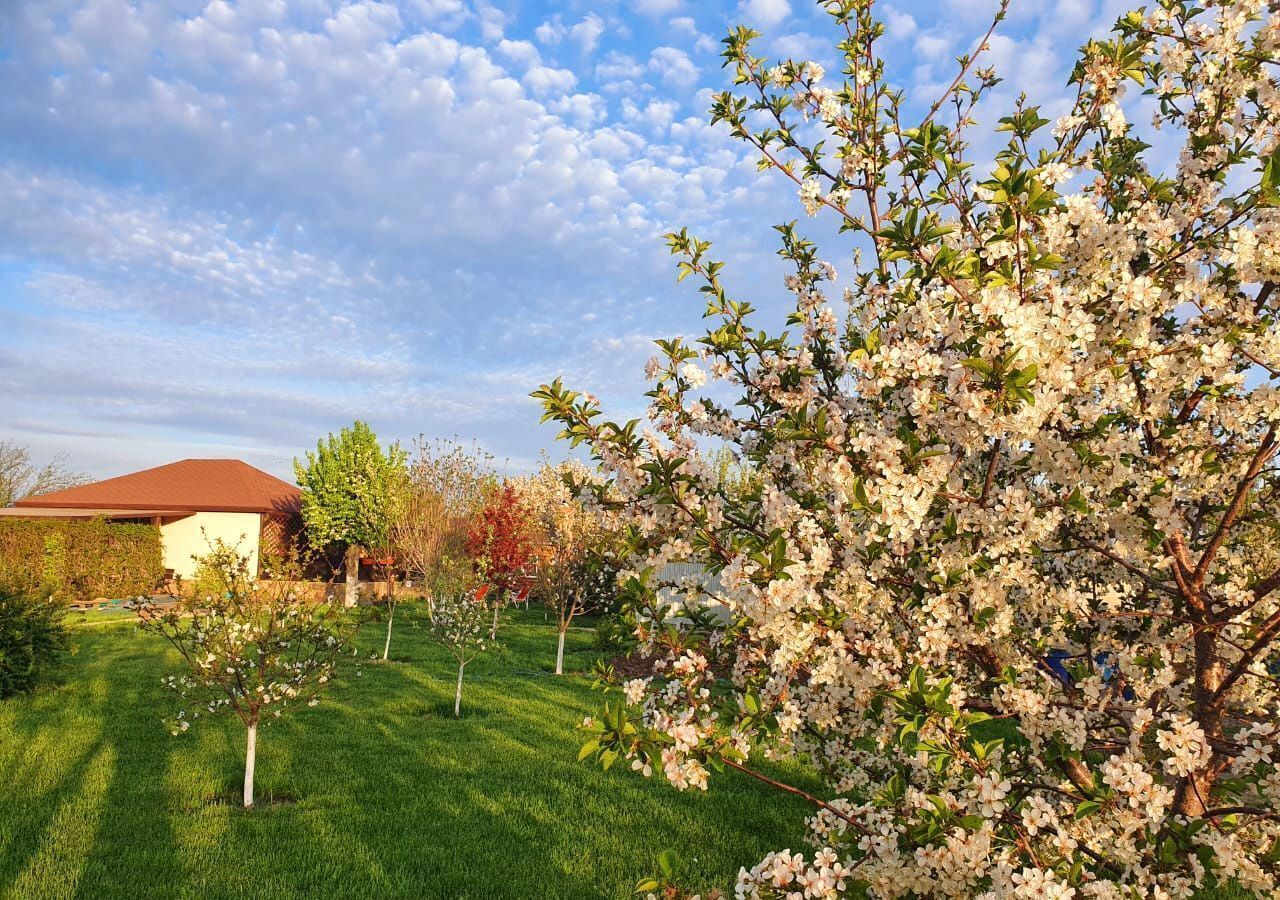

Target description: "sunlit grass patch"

left=0, top=605, right=812, bottom=899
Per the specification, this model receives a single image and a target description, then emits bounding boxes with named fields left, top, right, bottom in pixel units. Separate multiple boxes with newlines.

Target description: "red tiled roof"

left=15, top=459, right=301, bottom=514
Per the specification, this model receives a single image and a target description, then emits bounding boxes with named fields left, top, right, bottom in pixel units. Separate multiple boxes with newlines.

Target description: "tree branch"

left=719, top=757, right=867, bottom=835
left=1193, top=427, right=1278, bottom=585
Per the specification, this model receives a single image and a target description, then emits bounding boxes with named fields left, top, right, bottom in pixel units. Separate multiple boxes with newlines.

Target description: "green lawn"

left=0, top=605, right=813, bottom=899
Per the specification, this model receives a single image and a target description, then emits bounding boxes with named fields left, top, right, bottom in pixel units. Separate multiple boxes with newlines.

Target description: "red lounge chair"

left=512, top=583, right=531, bottom=609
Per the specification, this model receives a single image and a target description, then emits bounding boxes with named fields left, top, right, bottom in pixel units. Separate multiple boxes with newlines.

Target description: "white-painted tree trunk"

left=454, top=661, right=465, bottom=717
left=243, top=719, right=258, bottom=809
left=489, top=603, right=499, bottom=640
left=382, top=601, right=395, bottom=660
left=344, top=545, right=360, bottom=608
left=555, top=628, right=566, bottom=675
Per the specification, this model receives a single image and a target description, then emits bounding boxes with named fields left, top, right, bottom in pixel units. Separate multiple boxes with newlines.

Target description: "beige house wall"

left=160, top=511, right=262, bottom=579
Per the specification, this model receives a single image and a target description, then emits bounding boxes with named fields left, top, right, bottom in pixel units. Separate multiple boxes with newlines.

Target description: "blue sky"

left=0, top=0, right=1134, bottom=481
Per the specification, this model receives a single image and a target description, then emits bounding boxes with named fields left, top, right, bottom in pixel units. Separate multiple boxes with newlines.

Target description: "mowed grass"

left=0, top=605, right=813, bottom=900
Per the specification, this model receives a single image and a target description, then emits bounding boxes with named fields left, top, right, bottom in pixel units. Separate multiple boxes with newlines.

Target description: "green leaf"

left=657, top=849, right=679, bottom=879
left=1074, top=799, right=1101, bottom=820
left=1262, top=147, right=1280, bottom=206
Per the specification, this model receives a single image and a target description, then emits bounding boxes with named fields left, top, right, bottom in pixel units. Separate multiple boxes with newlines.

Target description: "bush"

left=0, top=518, right=164, bottom=602
left=0, top=584, right=69, bottom=698
left=592, top=612, right=635, bottom=656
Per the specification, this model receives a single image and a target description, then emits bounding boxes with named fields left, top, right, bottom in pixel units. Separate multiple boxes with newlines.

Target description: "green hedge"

left=0, top=518, right=164, bottom=601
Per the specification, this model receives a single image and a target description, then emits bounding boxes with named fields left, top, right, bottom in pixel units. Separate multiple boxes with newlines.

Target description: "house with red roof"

left=0, top=459, right=301, bottom=580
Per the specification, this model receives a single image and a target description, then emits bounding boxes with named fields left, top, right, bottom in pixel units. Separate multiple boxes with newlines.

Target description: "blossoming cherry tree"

left=538, top=0, right=1280, bottom=895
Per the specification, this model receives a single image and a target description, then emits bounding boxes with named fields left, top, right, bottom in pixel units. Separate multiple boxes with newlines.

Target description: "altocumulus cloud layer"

left=0, top=0, right=1129, bottom=478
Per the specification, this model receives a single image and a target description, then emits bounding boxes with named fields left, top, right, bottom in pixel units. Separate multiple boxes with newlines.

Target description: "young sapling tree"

left=390, top=437, right=493, bottom=631
left=521, top=460, right=617, bottom=674
left=139, top=542, right=352, bottom=808
left=429, top=588, right=490, bottom=717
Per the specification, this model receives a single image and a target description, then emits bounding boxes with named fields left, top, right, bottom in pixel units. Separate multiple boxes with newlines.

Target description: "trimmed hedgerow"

left=0, top=518, right=163, bottom=601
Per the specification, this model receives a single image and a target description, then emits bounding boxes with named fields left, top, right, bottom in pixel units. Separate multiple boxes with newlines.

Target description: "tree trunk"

left=382, top=600, right=395, bottom=661
left=243, top=719, right=258, bottom=809
left=1176, top=596, right=1229, bottom=816
left=454, top=660, right=465, bottom=717
left=490, top=603, right=500, bottom=640
left=344, top=544, right=360, bottom=608
left=555, top=628, right=566, bottom=676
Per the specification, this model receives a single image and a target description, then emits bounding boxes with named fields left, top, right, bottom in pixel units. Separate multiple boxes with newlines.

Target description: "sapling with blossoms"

left=518, top=459, right=619, bottom=675
left=538, top=0, right=1280, bottom=896
left=138, top=542, right=352, bottom=808
left=430, top=587, right=490, bottom=717
left=391, top=437, right=494, bottom=621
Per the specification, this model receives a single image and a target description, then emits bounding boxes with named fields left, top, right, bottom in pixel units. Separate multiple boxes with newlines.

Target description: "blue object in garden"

left=1042, top=649, right=1074, bottom=686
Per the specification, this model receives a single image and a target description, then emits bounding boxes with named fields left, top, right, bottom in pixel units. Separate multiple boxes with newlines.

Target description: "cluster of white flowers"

left=429, top=591, right=489, bottom=655
left=736, top=848, right=850, bottom=900
left=541, top=0, right=1280, bottom=896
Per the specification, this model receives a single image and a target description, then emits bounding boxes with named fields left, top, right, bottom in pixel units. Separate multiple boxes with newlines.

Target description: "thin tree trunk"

left=244, top=719, right=258, bottom=809
left=555, top=628, right=566, bottom=675
left=454, top=660, right=465, bottom=717
left=1177, top=588, right=1229, bottom=816
left=382, top=600, right=395, bottom=660
left=344, top=545, right=360, bottom=608
left=490, top=602, right=500, bottom=640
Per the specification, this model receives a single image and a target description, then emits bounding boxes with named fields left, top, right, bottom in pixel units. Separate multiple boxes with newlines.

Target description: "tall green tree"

left=295, top=421, right=407, bottom=607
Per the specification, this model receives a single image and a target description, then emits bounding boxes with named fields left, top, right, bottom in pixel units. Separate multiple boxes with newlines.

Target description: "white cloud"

left=523, top=64, right=578, bottom=96
left=476, top=3, right=506, bottom=41
left=324, top=2, right=402, bottom=49
left=409, top=0, right=468, bottom=29
left=669, top=15, right=717, bottom=53
left=570, top=13, right=606, bottom=54
left=496, top=38, right=540, bottom=68
left=633, top=0, right=683, bottom=14
left=548, top=92, right=608, bottom=127
left=883, top=8, right=918, bottom=40
left=914, top=32, right=953, bottom=77
left=596, top=50, right=646, bottom=81
left=772, top=32, right=829, bottom=61
left=649, top=46, right=699, bottom=87
left=736, top=0, right=790, bottom=28
left=534, top=14, right=606, bottom=55
left=622, top=97, right=679, bottom=131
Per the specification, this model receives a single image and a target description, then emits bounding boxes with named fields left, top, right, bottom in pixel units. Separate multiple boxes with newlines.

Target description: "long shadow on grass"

left=0, top=722, right=109, bottom=895
left=299, top=700, right=573, bottom=899
left=0, top=627, right=181, bottom=898
left=315, top=660, right=808, bottom=899
left=75, top=630, right=182, bottom=897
